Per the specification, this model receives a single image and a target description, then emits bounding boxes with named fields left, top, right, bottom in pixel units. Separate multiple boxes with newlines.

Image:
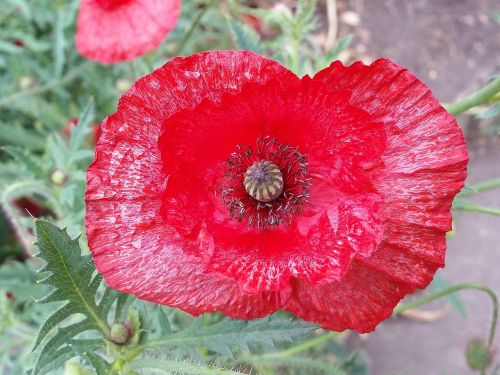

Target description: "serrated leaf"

left=127, top=357, right=246, bottom=375
left=32, top=219, right=125, bottom=375
left=227, top=17, right=264, bottom=54
left=295, top=0, right=316, bottom=25
left=81, top=351, right=111, bottom=374
left=145, top=316, right=317, bottom=358
left=32, top=320, right=96, bottom=375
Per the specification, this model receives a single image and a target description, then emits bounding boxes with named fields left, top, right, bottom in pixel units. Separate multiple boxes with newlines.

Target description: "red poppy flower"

left=76, top=0, right=181, bottom=64
left=85, top=51, right=468, bottom=332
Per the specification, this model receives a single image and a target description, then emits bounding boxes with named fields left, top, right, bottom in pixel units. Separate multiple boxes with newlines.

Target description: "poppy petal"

left=76, top=0, right=181, bottom=63
left=86, top=51, right=296, bottom=315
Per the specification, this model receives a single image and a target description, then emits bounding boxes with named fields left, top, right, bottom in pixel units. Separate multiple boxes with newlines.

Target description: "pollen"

left=244, top=161, right=284, bottom=202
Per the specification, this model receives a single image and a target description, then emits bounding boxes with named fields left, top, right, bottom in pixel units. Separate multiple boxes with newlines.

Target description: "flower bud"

left=50, top=169, right=67, bottom=186
left=19, top=76, right=34, bottom=90
left=109, top=322, right=132, bottom=345
left=116, top=79, right=131, bottom=92
left=64, top=362, right=90, bottom=375
left=466, top=339, right=492, bottom=370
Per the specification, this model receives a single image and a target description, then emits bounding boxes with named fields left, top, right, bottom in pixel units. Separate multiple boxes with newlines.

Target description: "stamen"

left=220, top=137, right=310, bottom=229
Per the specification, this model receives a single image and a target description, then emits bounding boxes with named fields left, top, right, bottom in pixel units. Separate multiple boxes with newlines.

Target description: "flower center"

left=244, top=161, right=284, bottom=203
left=220, top=137, right=310, bottom=229
left=95, top=0, right=132, bottom=10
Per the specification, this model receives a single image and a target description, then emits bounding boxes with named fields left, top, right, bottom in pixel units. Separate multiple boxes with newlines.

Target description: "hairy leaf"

left=145, top=316, right=317, bottom=358
left=31, top=219, right=124, bottom=375
left=127, top=357, right=246, bottom=375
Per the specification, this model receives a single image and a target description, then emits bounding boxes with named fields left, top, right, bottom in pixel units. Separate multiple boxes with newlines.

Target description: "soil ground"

left=335, top=0, right=500, bottom=373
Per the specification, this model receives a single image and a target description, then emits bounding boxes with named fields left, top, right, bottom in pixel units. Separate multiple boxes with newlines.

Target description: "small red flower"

left=85, top=51, right=468, bottom=332
left=76, top=0, right=181, bottom=64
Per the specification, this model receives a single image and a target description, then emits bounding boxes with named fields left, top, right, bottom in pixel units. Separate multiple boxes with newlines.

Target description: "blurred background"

left=1, top=0, right=499, bottom=374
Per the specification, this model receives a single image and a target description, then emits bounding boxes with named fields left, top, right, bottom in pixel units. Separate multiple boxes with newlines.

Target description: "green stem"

left=144, top=54, right=154, bottom=72
left=176, top=0, right=215, bottom=55
left=458, top=178, right=500, bottom=197
left=240, top=332, right=340, bottom=374
left=127, top=62, right=137, bottom=81
left=454, top=203, right=500, bottom=216
left=289, top=30, right=300, bottom=75
left=262, top=331, right=337, bottom=359
left=394, top=283, right=498, bottom=347
left=0, top=62, right=91, bottom=109
left=446, top=77, right=500, bottom=116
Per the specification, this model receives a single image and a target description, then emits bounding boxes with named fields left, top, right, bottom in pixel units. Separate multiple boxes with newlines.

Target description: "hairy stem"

left=454, top=203, right=500, bottom=216
left=458, top=178, right=500, bottom=197
left=446, top=76, right=500, bottom=116
left=262, top=331, right=337, bottom=359
left=176, top=0, right=215, bottom=55
left=394, top=283, right=498, bottom=347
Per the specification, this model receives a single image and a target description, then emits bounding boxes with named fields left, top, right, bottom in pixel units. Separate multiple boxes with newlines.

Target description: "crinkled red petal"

left=76, top=0, right=180, bottom=63
left=86, top=51, right=296, bottom=317
left=87, top=53, right=468, bottom=332
left=282, top=58, right=468, bottom=332
left=157, top=78, right=385, bottom=292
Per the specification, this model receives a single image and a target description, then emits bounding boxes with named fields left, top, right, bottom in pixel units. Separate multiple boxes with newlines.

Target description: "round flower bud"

left=19, top=76, right=34, bottom=90
left=109, top=322, right=132, bottom=345
left=64, top=362, right=91, bottom=375
left=116, top=79, right=131, bottom=92
left=50, top=169, right=67, bottom=186
left=466, top=339, right=492, bottom=370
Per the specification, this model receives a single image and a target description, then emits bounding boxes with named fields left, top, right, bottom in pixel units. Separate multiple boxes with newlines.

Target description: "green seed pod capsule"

left=244, top=160, right=284, bottom=203
left=466, top=339, right=492, bottom=370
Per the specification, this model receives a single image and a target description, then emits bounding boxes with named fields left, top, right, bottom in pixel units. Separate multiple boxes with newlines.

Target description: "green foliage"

left=227, top=17, right=264, bottom=54
left=142, top=315, right=317, bottom=358
left=126, top=357, right=246, bottom=375
left=32, top=218, right=117, bottom=375
left=3, top=0, right=499, bottom=374
left=30, top=219, right=343, bottom=374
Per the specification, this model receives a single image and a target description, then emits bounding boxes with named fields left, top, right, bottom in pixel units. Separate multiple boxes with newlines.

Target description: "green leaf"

left=0, top=260, right=46, bottom=300
left=32, top=321, right=96, bottom=375
left=331, top=34, right=353, bottom=60
left=81, top=351, right=111, bottom=374
left=295, top=0, right=317, bottom=26
left=0, top=122, right=46, bottom=150
left=227, top=17, right=264, bottom=54
left=69, top=98, right=95, bottom=155
left=127, top=357, right=246, bottom=375
left=53, top=9, right=67, bottom=79
left=2, top=145, right=46, bottom=179
left=31, top=219, right=125, bottom=375
left=145, top=316, right=317, bottom=358
left=477, top=104, right=500, bottom=120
